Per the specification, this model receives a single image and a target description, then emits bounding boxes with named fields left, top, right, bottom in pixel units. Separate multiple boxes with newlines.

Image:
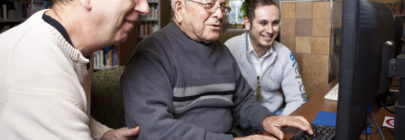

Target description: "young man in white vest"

left=225, top=0, right=307, bottom=115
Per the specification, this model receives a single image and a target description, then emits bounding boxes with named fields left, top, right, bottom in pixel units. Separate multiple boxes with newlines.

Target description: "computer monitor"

left=393, top=16, right=405, bottom=140
left=336, top=0, right=395, bottom=139
left=395, top=16, right=405, bottom=55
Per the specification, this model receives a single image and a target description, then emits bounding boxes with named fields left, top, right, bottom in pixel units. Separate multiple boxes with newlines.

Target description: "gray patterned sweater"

left=121, top=22, right=273, bottom=140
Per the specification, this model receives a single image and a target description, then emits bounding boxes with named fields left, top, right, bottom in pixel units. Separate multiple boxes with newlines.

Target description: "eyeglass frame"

left=185, top=0, right=232, bottom=15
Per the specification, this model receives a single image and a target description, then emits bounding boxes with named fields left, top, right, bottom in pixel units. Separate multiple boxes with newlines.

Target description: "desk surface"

left=281, top=81, right=338, bottom=139
left=274, top=80, right=395, bottom=140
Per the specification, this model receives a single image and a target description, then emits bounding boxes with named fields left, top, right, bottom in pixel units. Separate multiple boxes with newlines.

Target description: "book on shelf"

left=94, top=46, right=119, bottom=70
left=1, top=0, right=53, bottom=33
left=138, top=0, right=161, bottom=38
left=0, top=0, right=53, bottom=20
left=139, top=22, right=159, bottom=38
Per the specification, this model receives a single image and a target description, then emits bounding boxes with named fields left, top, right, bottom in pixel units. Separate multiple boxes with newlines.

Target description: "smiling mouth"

left=261, top=35, right=273, bottom=41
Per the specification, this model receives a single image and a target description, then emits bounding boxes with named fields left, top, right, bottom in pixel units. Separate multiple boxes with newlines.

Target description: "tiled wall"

left=280, top=0, right=342, bottom=99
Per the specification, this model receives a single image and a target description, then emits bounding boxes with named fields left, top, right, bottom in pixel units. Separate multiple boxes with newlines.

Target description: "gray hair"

left=171, top=0, right=175, bottom=10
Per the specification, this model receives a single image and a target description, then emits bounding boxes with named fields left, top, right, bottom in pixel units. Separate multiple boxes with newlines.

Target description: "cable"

left=371, top=129, right=381, bottom=140
left=383, top=105, right=395, bottom=114
left=379, top=90, right=395, bottom=114
left=367, top=112, right=386, bottom=140
left=382, top=99, right=395, bottom=114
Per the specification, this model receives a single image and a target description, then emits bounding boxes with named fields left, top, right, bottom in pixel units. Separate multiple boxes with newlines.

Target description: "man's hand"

left=234, top=134, right=278, bottom=140
left=262, top=116, right=313, bottom=140
left=101, top=126, right=140, bottom=140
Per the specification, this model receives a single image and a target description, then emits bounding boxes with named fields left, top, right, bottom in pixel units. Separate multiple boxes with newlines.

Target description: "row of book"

left=139, top=22, right=159, bottom=38
left=0, top=0, right=52, bottom=20
left=94, top=46, right=119, bottom=70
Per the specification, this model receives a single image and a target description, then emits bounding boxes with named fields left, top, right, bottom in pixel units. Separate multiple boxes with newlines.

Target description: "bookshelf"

left=0, top=0, right=51, bottom=33
left=117, top=0, right=171, bottom=66
left=139, top=0, right=160, bottom=39
left=1, top=0, right=171, bottom=69
left=93, top=46, right=120, bottom=70
left=96, top=0, right=171, bottom=69
left=95, top=0, right=171, bottom=70
left=94, top=0, right=171, bottom=70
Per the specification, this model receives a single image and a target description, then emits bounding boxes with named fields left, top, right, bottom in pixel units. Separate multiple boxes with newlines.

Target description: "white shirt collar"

left=247, top=34, right=274, bottom=59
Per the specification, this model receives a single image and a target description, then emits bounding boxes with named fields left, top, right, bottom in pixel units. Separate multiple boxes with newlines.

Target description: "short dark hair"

left=245, top=0, right=278, bottom=22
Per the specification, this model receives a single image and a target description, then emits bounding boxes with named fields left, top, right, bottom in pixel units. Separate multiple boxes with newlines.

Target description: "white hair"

left=171, top=0, right=175, bottom=10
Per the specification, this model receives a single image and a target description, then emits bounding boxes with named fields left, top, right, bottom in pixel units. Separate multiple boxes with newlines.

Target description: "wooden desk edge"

left=281, top=79, right=339, bottom=139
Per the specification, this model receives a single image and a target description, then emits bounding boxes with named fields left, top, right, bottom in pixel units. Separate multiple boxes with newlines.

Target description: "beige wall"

left=280, top=1, right=340, bottom=99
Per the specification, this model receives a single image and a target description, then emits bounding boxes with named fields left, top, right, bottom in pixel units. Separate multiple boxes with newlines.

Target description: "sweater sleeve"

left=0, top=37, right=108, bottom=139
left=2, top=67, right=97, bottom=139
left=280, top=52, right=307, bottom=115
left=228, top=49, right=273, bottom=131
left=121, top=46, right=233, bottom=140
left=89, top=116, right=112, bottom=140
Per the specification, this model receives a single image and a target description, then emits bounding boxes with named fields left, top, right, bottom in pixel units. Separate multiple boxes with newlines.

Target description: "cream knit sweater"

left=0, top=10, right=110, bottom=139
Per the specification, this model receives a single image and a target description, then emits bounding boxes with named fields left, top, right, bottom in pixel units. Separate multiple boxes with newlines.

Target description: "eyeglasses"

left=186, top=0, right=232, bottom=15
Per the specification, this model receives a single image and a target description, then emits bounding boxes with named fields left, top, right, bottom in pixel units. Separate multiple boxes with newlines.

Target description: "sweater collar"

left=168, top=21, right=215, bottom=48
left=36, top=10, right=89, bottom=65
left=42, top=13, right=74, bottom=47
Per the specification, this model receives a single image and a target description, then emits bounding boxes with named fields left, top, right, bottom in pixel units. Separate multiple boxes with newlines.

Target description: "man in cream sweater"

left=225, top=0, right=307, bottom=115
left=0, top=0, right=149, bottom=139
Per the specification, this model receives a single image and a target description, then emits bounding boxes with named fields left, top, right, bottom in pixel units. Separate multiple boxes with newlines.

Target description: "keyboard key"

left=290, top=124, right=336, bottom=140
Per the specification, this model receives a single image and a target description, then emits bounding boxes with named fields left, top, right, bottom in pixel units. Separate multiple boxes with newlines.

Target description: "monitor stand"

left=395, top=54, right=405, bottom=140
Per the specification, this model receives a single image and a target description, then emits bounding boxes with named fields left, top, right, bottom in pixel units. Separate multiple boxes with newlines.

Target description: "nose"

left=266, top=24, right=274, bottom=34
left=212, top=5, right=224, bottom=19
left=134, top=0, right=150, bottom=15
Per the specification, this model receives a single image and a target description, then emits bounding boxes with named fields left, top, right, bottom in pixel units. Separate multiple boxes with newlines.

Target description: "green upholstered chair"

left=91, top=66, right=126, bottom=129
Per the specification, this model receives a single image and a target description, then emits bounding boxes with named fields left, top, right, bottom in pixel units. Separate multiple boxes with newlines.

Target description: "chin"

left=206, top=33, right=220, bottom=41
left=260, top=41, right=273, bottom=47
left=118, top=37, right=128, bottom=44
left=122, top=22, right=135, bottom=32
left=114, top=36, right=128, bottom=44
left=205, top=37, right=219, bottom=43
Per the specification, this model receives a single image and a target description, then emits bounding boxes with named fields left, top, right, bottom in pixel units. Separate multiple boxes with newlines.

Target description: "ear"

left=173, top=0, right=184, bottom=24
left=244, top=17, right=251, bottom=30
left=80, top=0, right=92, bottom=10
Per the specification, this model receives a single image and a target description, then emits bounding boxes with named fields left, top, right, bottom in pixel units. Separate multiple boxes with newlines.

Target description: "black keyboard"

left=290, top=124, right=336, bottom=140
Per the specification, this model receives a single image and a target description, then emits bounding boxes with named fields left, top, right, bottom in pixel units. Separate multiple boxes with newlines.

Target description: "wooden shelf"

left=0, top=18, right=26, bottom=23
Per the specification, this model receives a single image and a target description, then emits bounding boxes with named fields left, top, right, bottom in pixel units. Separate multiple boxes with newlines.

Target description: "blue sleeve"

left=281, top=52, right=307, bottom=115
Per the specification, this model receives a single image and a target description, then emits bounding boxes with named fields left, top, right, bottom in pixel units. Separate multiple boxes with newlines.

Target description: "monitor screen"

left=336, top=0, right=395, bottom=139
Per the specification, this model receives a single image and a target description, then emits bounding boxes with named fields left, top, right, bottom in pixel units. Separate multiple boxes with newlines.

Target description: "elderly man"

left=121, top=0, right=313, bottom=139
left=0, top=0, right=149, bottom=139
left=225, top=0, right=307, bottom=115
